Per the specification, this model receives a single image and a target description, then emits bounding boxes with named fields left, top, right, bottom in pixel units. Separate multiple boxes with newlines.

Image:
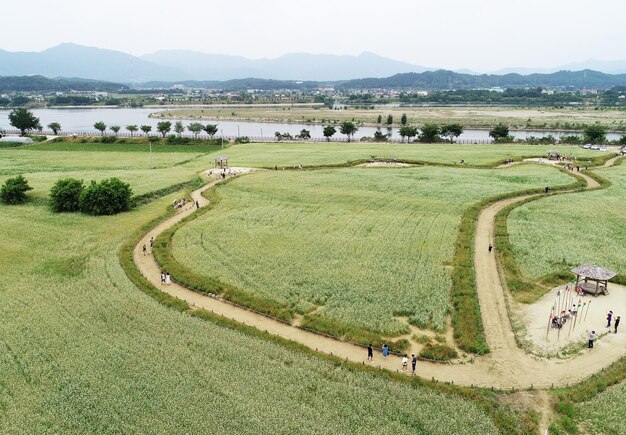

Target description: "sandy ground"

left=131, top=156, right=626, bottom=391
left=519, top=283, right=626, bottom=355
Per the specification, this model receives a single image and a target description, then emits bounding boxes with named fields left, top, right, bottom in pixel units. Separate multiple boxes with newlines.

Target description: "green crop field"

left=208, top=142, right=601, bottom=168
left=507, top=160, right=626, bottom=282
left=574, top=381, right=626, bottom=433
left=172, top=165, right=572, bottom=336
left=0, top=156, right=503, bottom=433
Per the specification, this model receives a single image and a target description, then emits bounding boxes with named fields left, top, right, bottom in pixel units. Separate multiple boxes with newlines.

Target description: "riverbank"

left=151, top=105, right=626, bottom=133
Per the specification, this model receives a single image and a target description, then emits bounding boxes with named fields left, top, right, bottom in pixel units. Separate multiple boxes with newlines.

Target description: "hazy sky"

left=2, top=0, right=625, bottom=71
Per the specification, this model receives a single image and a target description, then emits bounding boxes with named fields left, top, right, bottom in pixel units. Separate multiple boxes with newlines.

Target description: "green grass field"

left=507, top=160, right=626, bottom=282
left=171, top=166, right=572, bottom=336
left=3, top=139, right=617, bottom=432
left=0, top=170, right=503, bottom=433
left=209, top=142, right=601, bottom=168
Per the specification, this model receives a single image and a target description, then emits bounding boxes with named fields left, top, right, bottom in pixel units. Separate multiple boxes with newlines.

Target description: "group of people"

left=586, top=311, right=620, bottom=348
left=502, top=158, right=514, bottom=165
left=160, top=271, right=172, bottom=286
left=366, top=344, right=418, bottom=375
left=173, top=198, right=188, bottom=209
left=173, top=197, right=200, bottom=210
left=564, top=163, right=581, bottom=172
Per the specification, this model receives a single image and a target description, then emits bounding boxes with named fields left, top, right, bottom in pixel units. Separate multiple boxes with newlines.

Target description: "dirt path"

left=132, top=159, right=625, bottom=391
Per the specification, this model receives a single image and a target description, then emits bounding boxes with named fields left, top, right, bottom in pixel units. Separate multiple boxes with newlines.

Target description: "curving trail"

left=133, top=157, right=624, bottom=389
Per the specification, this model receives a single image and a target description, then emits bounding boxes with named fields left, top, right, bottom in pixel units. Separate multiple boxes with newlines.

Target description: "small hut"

left=214, top=156, right=228, bottom=169
left=571, top=264, right=617, bottom=296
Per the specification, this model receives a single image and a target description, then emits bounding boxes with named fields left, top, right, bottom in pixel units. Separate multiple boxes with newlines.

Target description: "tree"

left=174, top=121, right=185, bottom=137
left=298, top=129, right=311, bottom=140
left=49, top=178, right=84, bottom=212
left=400, top=113, right=408, bottom=125
left=187, top=122, right=204, bottom=138
left=110, top=125, right=121, bottom=136
left=489, top=123, right=510, bottom=142
left=8, top=108, right=40, bottom=136
left=385, top=114, right=393, bottom=125
left=126, top=125, right=138, bottom=137
left=323, top=125, right=336, bottom=141
left=440, top=123, right=464, bottom=143
left=157, top=121, right=172, bottom=137
left=0, top=175, right=32, bottom=205
left=583, top=124, right=607, bottom=144
left=399, top=126, right=418, bottom=143
left=47, top=122, right=62, bottom=135
left=373, top=130, right=388, bottom=142
left=79, top=178, right=133, bottom=216
left=94, top=121, right=107, bottom=135
left=204, top=124, right=218, bottom=138
left=419, top=123, right=441, bottom=143
left=339, top=121, right=358, bottom=142
left=377, top=114, right=382, bottom=124
left=140, top=125, right=152, bottom=136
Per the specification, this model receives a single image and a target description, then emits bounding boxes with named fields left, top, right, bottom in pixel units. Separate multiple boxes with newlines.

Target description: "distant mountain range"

left=0, top=43, right=430, bottom=83
left=0, top=75, right=125, bottom=93
left=338, top=70, right=626, bottom=90
left=141, top=50, right=429, bottom=81
left=2, top=43, right=626, bottom=84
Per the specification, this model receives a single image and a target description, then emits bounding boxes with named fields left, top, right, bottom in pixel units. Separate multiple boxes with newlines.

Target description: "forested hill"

left=338, top=69, right=626, bottom=90
left=0, top=75, right=126, bottom=92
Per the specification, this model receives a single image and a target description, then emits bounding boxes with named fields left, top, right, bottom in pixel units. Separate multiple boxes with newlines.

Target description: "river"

left=0, top=107, right=622, bottom=142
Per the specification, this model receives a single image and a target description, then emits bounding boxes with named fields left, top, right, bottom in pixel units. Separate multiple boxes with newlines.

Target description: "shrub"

left=100, top=136, right=117, bottom=144
left=79, top=178, right=133, bottom=215
left=166, top=135, right=191, bottom=145
left=0, top=175, right=33, bottom=205
left=419, top=343, right=458, bottom=361
left=234, top=136, right=250, bottom=144
left=49, top=178, right=84, bottom=212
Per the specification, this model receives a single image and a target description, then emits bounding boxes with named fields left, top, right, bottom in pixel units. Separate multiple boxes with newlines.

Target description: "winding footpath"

left=133, top=157, right=624, bottom=391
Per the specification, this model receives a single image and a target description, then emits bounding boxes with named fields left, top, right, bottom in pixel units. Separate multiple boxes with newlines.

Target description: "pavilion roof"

left=571, top=264, right=617, bottom=281
left=214, top=156, right=228, bottom=161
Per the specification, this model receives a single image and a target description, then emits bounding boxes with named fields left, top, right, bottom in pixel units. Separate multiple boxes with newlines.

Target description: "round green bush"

left=79, top=178, right=133, bottom=215
left=0, top=175, right=33, bottom=205
left=49, top=178, right=84, bottom=212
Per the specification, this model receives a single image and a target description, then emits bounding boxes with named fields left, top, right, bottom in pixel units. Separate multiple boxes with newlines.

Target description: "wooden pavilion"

left=571, top=264, right=617, bottom=296
left=214, top=156, right=228, bottom=169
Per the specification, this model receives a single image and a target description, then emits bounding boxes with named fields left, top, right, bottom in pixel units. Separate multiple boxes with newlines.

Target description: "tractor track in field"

left=132, top=156, right=625, bottom=393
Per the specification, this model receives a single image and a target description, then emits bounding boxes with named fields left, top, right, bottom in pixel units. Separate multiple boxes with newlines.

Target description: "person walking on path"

left=588, top=330, right=597, bottom=348
left=607, top=311, right=613, bottom=328
left=488, top=243, right=493, bottom=253
left=160, top=271, right=166, bottom=285
left=367, top=344, right=373, bottom=362
left=165, top=272, right=172, bottom=286
left=382, top=344, right=389, bottom=358
left=411, top=354, right=417, bottom=375
left=196, top=200, right=200, bottom=209
left=402, top=355, right=408, bottom=371
left=615, top=316, right=621, bottom=334
left=150, top=236, right=154, bottom=248
left=142, top=244, right=147, bottom=256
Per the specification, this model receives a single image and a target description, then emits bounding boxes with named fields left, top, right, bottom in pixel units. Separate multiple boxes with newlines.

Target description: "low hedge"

left=419, top=343, right=459, bottom=361
left=300, top=313, right=410, bottom=354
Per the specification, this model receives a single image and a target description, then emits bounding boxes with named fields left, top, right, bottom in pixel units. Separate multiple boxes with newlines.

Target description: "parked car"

left=590, top=145, right=601, bottom=150
left=582, top=144, right=592, bottom=149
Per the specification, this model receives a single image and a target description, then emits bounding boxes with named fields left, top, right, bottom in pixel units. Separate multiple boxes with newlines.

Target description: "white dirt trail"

left=133, top=158, right=624, bottom=389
